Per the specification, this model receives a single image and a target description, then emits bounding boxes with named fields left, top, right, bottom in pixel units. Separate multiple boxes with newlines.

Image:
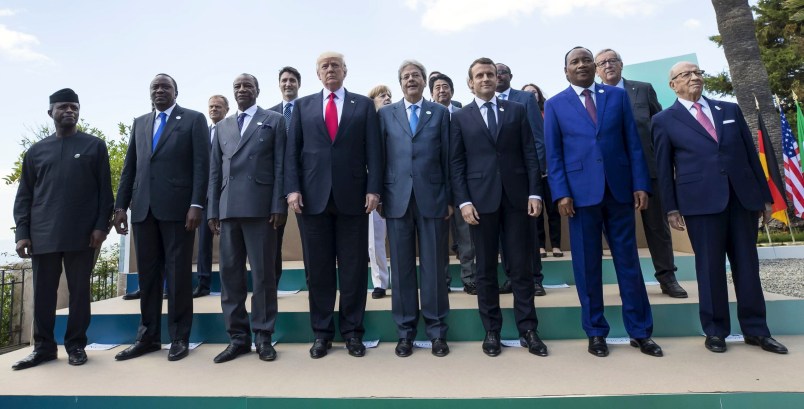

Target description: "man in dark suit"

left=495, top=63, right=547, bottom=296
left=429, top=71, right=462, bottom=109
left=207, top=74, right=286, bottom=363
left=113, top=73, right=209, bottom=362
left=595, top=48, right=688, bottom=299
left=544, top=47, right=661, bottom=358
left=652, top=61, right=787, bottom=354
left=268, top=66, right=302, bottom=287
left=12, top=88, right=114, bottom=370
left=379, top=60, right=452, bottom=358
left=450, top=57, right=547, bottom=357
left=193, top=94, right=230, bottom=298
left=285, top=52, right=383, bottom=359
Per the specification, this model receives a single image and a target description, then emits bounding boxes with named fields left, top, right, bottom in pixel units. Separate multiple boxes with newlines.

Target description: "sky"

left=0, top=0, right=740, bottom=260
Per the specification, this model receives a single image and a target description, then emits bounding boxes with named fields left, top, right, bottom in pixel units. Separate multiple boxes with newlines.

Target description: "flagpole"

left=764, top=223, right=773, bottom=245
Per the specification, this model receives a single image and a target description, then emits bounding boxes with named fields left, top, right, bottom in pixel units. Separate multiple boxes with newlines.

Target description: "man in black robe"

left=12, top=88, right=114, bottom=370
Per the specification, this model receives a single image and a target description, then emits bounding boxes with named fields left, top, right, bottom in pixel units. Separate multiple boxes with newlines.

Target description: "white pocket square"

left=723, top=119, right=735, bottom=124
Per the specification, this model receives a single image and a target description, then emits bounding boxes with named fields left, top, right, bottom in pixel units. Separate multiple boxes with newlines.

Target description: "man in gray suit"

left=594, top=48, right=687, bottom=298
left=379, top=60, right=452, bottom=358
left=114, top=74, right=209, bottom=362
left=208, top=73, right=287, bottom=363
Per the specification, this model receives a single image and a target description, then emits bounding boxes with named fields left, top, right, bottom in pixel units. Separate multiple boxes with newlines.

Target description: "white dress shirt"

left=570, top=83, right=597, bottom=108
left=236, top=104, right=259, bottom=136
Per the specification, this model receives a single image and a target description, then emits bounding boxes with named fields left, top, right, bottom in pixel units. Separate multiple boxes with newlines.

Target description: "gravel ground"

left=752, top=259, right=804, bottom=298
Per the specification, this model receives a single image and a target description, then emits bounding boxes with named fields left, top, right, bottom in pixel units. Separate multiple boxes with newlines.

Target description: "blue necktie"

left=283, top=103, right=293, bottom=132
left=498, top=93, right=507, bottom=100
left=484, top=101, right=497, bottom=138
left=409, top=105, right=419, bottom=135
left=237, top=112, right=246, bottom=133
left=152, top=112, right=167, bottom=152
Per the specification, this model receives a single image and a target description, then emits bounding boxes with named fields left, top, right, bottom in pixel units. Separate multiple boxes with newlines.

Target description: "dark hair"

left=154, top=73, right=178, bottom=95
left=278, top=66, right=301, bottom=83
left=564, top=46, right=593, bottom=67
left=521, top=83, right=546, bottom=111
left=496, top=62, right=511, bottom=76
left=429, top=73, right=454, bottom=93
left=467, top=57, right=496, bottom=79
left=238, top=73, right=259, bottom=89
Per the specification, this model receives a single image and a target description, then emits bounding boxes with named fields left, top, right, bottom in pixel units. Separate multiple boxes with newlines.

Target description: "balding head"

left=668, top=61, right=705, bottom=102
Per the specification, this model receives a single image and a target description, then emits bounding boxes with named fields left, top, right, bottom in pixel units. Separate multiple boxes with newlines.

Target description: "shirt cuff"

left=191, top=204, right=204, bottom=209
left=528, top=195, right=542, bottom=201
left=667, top=210, right=680, bottom=216
left=458, top=202, right=472, bottom=209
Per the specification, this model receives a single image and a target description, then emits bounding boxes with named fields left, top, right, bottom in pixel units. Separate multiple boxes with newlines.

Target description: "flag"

left=781, top=106, right=804, bottom=218
left=796, top=101, right=804, bottom=170
left=756, top=110, right=788, bottom=224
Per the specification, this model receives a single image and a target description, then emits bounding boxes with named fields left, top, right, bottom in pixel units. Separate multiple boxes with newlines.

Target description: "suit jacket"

left=451, top=100, right=462, bottom=109
left=450, top=98, right=541, bottom=214
left=652, top=97, right=772, bottom=216
left=544, top=84, right=650, bottom=208
left=623, top=79, right=662, bottom=178
left=116, top=105, right=209, bottom=222
left=284, top=89, right=383, bottom=215
left=208, top=106, right=287, bottom=220
left=506, top=88, right=546, bottom=172
left=14, top=132, right=114, bottom=254
left=269, top=102, right=282, bottom=114
left=378, top=99, right=451, bottom=218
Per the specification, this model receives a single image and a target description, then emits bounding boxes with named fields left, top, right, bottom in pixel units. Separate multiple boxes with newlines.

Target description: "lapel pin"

left=499, top=107, right=505, bottom=112
left=598, top=89, right=604, bottom=93
left=176, top=116, right=181, bottom=119
left=257, top=122, right=263, bottom=126
left=350, top=100, right=355, bottom=104
left=426, top=110, right=431, bottom=115
left=714, top=106, right=721, bottom=111
left=74, top=154, right=80, bottom=158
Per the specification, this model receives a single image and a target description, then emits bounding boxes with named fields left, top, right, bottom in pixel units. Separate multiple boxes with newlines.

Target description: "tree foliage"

left=3, top=119, right=130, bottom=200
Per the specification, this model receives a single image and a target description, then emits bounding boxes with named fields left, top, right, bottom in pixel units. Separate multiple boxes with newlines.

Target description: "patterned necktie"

left=283, top=103, right=293, bottom=132
left=325, top=93, right=338, bottom=142
left=409, top=105, right=419, bottom=135
left=693, top=102, right=718, bottom=142
left=498, top=93, right=507, bottom=100
left=152, top=112, right=167, bottom=152
left=582, top=89, right=597, bottom=125
left=237, top=112, right=246, bottom=133
left=484, top=101, right=497, bottom=138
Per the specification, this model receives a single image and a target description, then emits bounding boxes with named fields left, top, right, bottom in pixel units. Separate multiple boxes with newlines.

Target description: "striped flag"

left=796, top=101, right=804, bottom=170
left=780, top=106, right=804, bottom=218
left=756, top=110, right=788, bottom=224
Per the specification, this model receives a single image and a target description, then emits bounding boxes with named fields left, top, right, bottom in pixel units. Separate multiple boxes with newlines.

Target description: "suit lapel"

left=467, top=101, right=495, bottom=144
left=237, top=107, right=264, bottom=152
left=311, top=92, right=330, bottom=144
left=415, top=100, right=435, bottom=137
left=563, top=87, right=596, bottom=129
left=669, top=100, right=718, bottom=144
left=152, top=105, right=182, bottom=155
left=144, top=111, right=156, bottom=155
left=494, top=97, right=503, bottom=142
left=594, top=84, right=607, bottom=134
left=392, top=100, right=412, bottom=138
left=333, top=90, right=357, bottom=144
left=624, top=80, right=639, bottom=107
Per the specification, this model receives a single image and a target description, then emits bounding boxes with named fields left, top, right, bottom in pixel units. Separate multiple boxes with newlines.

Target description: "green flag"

left=797, top=101, right=804, bottom=169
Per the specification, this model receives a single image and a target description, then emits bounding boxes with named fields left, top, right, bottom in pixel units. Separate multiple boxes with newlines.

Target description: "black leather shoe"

left=659, top=280, right=688, bottom=298
left=309, top=339, right=332, bottom=359
left=346, top=337, right=366, bottom=357
left=115, top=341, right=161, bottom=361
left=552, top=249, right=564, bottom=257
left=432, top=338, right=449, bottom=357
left=630, top=337, right=663, bottom=357
left=588, top=336, right=609, bottom=357
left=121, top=289, right=141, bottom=300
left=395, top=338, right=413, bottom=357
left=520, top=330, right=548, bottom=356
left=256, top=342, right=277, bottom=361
left=534, top=282, right=547, bottom=297
left=498, top=280, right=512, bottom=294
left=463, top=282, right=478, bottom=295
left=167, top=340, right=189, bottom=361
left=213, top=343, right=251, bottom=363
left=744, top=335, right=788, bottom=354
left=192, top=286, right=210, bottom=298
left=705, top=336, right=727, bottom=353
left=482, top=331, right=502, bottom=357
left=371, top=287, right=386, bottom=299
left=68, top=348, right=87, bottom=366
left=12, top=351, right=57, bottom=370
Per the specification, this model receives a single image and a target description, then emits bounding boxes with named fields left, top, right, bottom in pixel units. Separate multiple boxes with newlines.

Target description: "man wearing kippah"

left=12, top=88, right=114, bottom=370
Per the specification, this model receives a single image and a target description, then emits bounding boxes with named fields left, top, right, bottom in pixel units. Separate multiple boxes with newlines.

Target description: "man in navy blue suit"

left=544, top=47, right=661, bottom=358
left=652, top=61, right=787, bottom=354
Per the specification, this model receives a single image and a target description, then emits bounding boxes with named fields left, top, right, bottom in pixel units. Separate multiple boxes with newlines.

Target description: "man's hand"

left=365, top=193, right=380, bottom=213
left=270, top=213, right=287, bottom=230
left=761, top=202, right=772, bottom=226
left=208, top=218, right=221, bottom=235
left=15, top=239, right=32, bottom=259
left=445, top=205, right=454, bottom=220
left=557, top=197, right=575, bottom=217
left=185, top=207, right=202, bottom=231
left=634, top=191, right=649, bottom=211
left=113, top=211, right=128, bottom=235
left=287, top=192, right=303, bottom=214
left=89, top=229, right=108, bottom=249
left=528, top=198, right=543, bottom=217
left=461, top=204, right=480, bottom=225
left=667, top=212, right=686, bottom=231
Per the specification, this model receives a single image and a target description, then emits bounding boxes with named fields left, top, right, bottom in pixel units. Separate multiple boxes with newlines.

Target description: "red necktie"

left=325, top=92, right=338, bottom=142
left=693, top=102, right=718, bottom=142
left=582, top=89, right=597, bottom=125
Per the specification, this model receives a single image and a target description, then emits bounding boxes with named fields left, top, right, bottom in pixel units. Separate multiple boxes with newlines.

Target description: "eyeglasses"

left=497, top=70, right=511, bottom=76
left=671, top=70, right=705, bottom=80
left=595, top=58, right=620, bottom=67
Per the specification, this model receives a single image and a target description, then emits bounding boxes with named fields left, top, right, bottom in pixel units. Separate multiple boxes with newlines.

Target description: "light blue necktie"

left=152, top=112, right=167, bottom=152
left=498, top=93, right=507, bottom=100
left=409, top=105, right=419, bottom=135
